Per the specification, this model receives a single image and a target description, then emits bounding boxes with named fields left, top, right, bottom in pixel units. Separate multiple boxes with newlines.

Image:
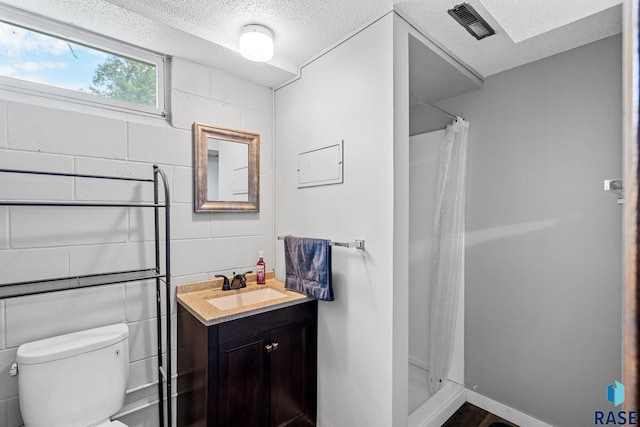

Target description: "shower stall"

left=406, top=33, right=481, bottom=427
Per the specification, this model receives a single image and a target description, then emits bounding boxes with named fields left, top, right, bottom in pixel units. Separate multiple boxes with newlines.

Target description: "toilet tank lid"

left=17, top=323, right=129, bottom=365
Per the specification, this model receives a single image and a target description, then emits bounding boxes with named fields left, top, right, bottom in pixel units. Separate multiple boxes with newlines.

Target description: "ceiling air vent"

left=447, top=3, right=495, bottom=40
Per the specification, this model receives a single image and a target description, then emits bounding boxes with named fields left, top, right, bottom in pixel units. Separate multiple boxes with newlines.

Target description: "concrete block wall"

left=0, top=57, right=274, bottom=426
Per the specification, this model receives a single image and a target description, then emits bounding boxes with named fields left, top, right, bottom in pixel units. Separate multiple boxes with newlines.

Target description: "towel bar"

left=277, top=235, right=365, bottom=250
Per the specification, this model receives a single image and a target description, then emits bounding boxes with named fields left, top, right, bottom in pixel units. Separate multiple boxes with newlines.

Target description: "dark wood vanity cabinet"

left=178, top=300, right=318, bottom=427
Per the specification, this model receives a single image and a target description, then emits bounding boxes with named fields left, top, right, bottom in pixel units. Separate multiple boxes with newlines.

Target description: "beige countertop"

left=176, top=271, right=311, bottom=326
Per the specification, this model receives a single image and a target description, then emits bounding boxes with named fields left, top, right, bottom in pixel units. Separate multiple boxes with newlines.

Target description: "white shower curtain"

left=427, top=118, right=469, bottom=394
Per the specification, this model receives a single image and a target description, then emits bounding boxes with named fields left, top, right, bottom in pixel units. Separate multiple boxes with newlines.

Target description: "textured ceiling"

left=478, top=0, right=621, bottom=43
left=0, top=0, right=624, bottom=88
left=396, top=0, right=622, bottom=79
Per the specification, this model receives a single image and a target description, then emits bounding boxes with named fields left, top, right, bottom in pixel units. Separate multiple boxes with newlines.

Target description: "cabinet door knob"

left=265, top=342, right=279, bottom=353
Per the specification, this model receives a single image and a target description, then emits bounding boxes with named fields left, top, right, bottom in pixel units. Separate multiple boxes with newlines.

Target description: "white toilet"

left=16, top=323, right=130, bottom=427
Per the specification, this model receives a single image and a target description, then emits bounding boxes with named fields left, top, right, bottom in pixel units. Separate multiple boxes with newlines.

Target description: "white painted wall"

left=275, top=12, right=400, bottom=427
left=392, top=15, right=411, bottom=426
left=0, top=58, right=274, bottom=427
left=438, top=34, right=623, bottom=427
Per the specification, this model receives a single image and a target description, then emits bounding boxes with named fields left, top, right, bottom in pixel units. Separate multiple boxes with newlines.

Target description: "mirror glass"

left=207, top=137, right=249, bottom=201
left=194, top=123, right=259, bottom=212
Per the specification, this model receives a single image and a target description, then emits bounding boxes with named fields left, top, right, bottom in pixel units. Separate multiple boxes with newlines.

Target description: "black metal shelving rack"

left=0, top=165, right=172, bottom=427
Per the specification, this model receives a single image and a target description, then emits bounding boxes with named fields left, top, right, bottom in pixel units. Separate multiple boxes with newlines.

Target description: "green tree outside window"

left=89, top=56, right=157, bottom=107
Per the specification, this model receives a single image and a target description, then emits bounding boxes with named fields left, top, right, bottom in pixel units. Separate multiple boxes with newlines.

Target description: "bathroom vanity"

left=177, top=274, right=317, bottom=427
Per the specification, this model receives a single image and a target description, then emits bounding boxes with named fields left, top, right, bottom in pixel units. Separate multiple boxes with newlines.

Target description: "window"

left=0, top=8, right=166, bottom=117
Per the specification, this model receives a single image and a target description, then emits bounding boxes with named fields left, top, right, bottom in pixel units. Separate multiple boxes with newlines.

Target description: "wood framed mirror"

left=193, top=123, right=260, bottom=212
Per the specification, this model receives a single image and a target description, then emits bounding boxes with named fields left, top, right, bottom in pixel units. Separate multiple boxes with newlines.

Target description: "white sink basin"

left=207, top=287, right=288, bottom=311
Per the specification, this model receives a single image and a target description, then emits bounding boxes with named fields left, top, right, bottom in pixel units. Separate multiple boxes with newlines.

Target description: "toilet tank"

left=16, top=323, right=129, bottom=427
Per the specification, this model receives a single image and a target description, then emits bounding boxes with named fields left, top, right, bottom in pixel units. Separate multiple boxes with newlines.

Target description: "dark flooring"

left=442, top=402, right=519, bottom=427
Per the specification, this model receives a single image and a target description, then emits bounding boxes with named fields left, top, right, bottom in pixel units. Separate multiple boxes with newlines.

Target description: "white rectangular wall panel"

left=297, top=141, right=343, bottom=188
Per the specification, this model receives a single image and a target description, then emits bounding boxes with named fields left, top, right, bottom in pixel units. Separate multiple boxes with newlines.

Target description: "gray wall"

left=439, top=34, right=623, bottom=426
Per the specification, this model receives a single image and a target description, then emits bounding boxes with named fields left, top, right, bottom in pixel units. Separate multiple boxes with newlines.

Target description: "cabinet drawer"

left=218, top=302, right=316, bottom=344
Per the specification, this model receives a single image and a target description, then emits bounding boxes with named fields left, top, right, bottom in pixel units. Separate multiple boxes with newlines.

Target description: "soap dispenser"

left=257, top=251, right=266, bottom=284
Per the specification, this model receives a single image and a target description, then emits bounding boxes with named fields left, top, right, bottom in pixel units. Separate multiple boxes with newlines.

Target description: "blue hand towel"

left=284, top=236, right=333, bottom=301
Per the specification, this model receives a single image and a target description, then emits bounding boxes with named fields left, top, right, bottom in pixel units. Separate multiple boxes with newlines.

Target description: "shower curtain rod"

left=411, top=94, right=463, bottom=122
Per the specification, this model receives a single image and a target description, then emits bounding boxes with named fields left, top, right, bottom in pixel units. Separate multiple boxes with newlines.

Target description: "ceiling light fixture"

left=239, top=24, right=274, bottom=62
